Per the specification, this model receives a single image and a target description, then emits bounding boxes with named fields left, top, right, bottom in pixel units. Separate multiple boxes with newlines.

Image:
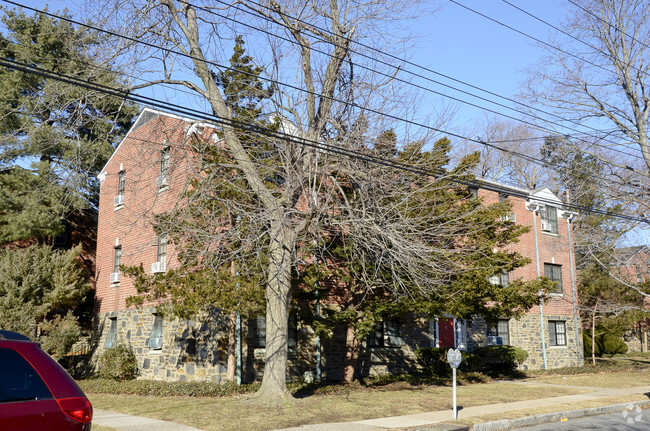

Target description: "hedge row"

left=79, top=378, right=261, bottom=397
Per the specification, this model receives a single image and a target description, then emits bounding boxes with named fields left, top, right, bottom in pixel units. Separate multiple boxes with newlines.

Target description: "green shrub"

left=470, top=346, right=528, bottom=376
left=97, top=345, right=138, bottom=381
left=415, top=347, right=451, bottom=377
left=583, top=332, right=628, bottom=356
left=602, top=333, right=628, bottom=355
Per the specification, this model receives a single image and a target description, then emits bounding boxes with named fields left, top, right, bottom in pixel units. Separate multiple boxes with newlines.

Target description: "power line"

left=567, top=0, right=650, bottom=52
left=1, top=2, right=630, bottom=186
left=1, top=55, right=646, bottom=224
left=227, top=0, right=646, bottom=163
left=4, top=0, right=645, bottom=169
left=1, top=2, right=648, bottom=197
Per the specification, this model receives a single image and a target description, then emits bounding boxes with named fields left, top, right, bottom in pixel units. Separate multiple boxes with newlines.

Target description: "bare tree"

left=458, top=116, right=548, bottom=189
left=524, top=0, right=650, bottom=172
left=90, top=0, right=439, bottom=405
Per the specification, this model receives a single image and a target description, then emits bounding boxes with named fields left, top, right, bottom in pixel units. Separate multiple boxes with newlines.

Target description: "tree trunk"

left=227, top=311, right=236, bottom=382
left=343, top=325, right=361, bottom=384
left=249, top=218, right=296, bottom=406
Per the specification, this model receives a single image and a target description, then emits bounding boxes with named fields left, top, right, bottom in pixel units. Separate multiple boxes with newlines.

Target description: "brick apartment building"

left=94, top=108, right=582, bottom=383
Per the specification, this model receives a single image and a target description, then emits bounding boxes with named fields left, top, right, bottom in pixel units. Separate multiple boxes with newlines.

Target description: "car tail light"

left=57, top=397, right=93, bottom=423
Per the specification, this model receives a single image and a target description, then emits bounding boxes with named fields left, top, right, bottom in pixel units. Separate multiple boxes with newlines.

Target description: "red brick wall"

left=96, top=113, right=212, bottom=313
left=479, top=188, right=578, bottom=317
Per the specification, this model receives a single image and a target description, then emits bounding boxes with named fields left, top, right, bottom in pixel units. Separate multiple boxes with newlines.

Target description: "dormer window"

left=541, top=206, right=559, bottom=235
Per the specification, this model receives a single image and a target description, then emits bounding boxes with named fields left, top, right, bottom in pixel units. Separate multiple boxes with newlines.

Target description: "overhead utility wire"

left=503, top=0, right=650, bottom=82
left=449, top=0, right=616, bottom=76
left=4, top=6, right=648, bottom=192
left=448, top=0, right=650, bottom=160
left=5, top=2, right=636, bottom=186
left=502, top=0, right=650, bottom=151
left=2, top=55, right=644, bottom=224
left=5, top=0, right=647, bottom=177
left=567, top=0, right=650, bottom=52
left=232, top=0, right=642, bottom=159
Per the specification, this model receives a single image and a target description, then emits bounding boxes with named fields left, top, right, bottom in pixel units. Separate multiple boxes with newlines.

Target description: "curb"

left=473, top=400, right=650, bottom=430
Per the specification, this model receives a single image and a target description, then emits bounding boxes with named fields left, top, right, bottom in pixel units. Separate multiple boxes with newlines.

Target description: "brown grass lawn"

left=88, top=381, right=592, bottom=431
left=87, top=359, right=650, bottom=431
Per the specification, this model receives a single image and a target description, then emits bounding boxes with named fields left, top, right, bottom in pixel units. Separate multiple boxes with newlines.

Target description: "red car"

left=0, top=330, right=92, bottom=430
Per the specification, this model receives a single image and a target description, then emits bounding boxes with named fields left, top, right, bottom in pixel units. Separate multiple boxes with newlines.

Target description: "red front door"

left=438, top=318, right=455, bottom=348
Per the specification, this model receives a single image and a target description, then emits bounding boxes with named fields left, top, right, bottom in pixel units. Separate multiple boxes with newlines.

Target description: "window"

left=468, top=187, right=479, bottom=199
left=152, top=235, right=167, bottom=273
left=544, top=263, right=563, bottom=294
left=487, top=319, right=510, bottom=345
left=104, top=318, right=117, bottom=348
left=115, top=170, right=126, bottom=207
left=111, top=246, right=122, bottom=284
left=548, top=320, right=566, bottom=346
left=250, top=316, right=266, bottom=348
left=488, top=271, right=509, bottom=287
left=250, top=315, right=297, bottom=349
left=0, top=348, right=52, bottom=402
left=147, top=315, right=163, bottom=349
left=157, top=147, right=170, bottom=188
left=498, top=194, right=516, bottom=222
left=52, top=220, right=70, bottom=248
left=541, top=206, right=559, bottom=234
left=288, top=314, right=298, bottom=349
left=368, top=318, right=405, bottom=348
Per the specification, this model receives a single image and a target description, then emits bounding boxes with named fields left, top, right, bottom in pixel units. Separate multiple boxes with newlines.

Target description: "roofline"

left=98, top=107, right=220, bottom=180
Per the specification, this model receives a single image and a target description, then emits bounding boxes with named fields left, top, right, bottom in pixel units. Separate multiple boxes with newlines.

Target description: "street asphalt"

left=91, top=382, right=650, bottom=431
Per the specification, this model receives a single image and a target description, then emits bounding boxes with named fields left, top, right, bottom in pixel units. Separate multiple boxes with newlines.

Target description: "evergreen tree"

left=300, top=137, right=550, bottom=383
left=0, top=245, right=90, bottom=356
left=0, top=8, right=137, bottom=243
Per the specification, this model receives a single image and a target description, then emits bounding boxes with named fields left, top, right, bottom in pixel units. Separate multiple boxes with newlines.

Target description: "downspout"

left=566, top=215, right=582, bottom=366
left=532, top=206, right=548, bottom=370
left=236, top=275, right=242, bottom=385
left=314, top=254, right=322, bottom=382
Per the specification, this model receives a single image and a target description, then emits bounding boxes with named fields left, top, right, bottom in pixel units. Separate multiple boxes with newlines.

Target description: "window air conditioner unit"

left=487, top=335, right=504, bottom=345
left=151, top=261, right=166, bottom=273
left=114, top=195, right=124, bottom=206
left=156, top=175, right=169, bottom=188
left=110, top=272, right=120, bottom=284
left=541, top=220, right=551, bottom=232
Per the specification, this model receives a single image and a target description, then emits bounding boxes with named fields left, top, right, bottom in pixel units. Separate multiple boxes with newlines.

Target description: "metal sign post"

left=446, top=348, right=462, bottom=421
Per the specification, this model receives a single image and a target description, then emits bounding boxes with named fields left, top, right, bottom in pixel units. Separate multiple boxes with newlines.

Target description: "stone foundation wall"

left=509, top=314, right=582, bottom=370
left=462, top=314, right=582, bottom=370
left=95, top=308, right=227, bottom=382
left=94, top=309, right=582, bottom=383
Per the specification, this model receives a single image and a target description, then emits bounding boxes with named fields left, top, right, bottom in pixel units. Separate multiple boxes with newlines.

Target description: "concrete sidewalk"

left=93, top=408, right=203, bottom=431
left=273, top=384, right=650, bottom=430
left=91, top=383, right=650, bottom=431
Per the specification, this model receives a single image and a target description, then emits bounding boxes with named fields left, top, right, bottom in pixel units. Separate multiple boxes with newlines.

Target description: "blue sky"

left=409, top=0, right=567, bottom=129
left=9, top=0, right=649, bottom=243
left=17, top=0, right=568, bottom=130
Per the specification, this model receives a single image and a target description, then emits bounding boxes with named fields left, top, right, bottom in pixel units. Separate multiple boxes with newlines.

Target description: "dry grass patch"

left=525, top=368, right=650, bottom=388
left=87, top=383, right=585, bottom=431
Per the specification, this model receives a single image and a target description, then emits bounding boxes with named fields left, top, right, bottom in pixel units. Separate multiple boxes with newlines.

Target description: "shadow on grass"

left=291, top=368, right=525, bottom=399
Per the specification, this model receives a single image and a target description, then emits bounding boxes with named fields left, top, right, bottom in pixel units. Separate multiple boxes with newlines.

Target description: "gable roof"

left=617, top=245, right=650, bottom=264
left=97, top=108, right=219, bottom=181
